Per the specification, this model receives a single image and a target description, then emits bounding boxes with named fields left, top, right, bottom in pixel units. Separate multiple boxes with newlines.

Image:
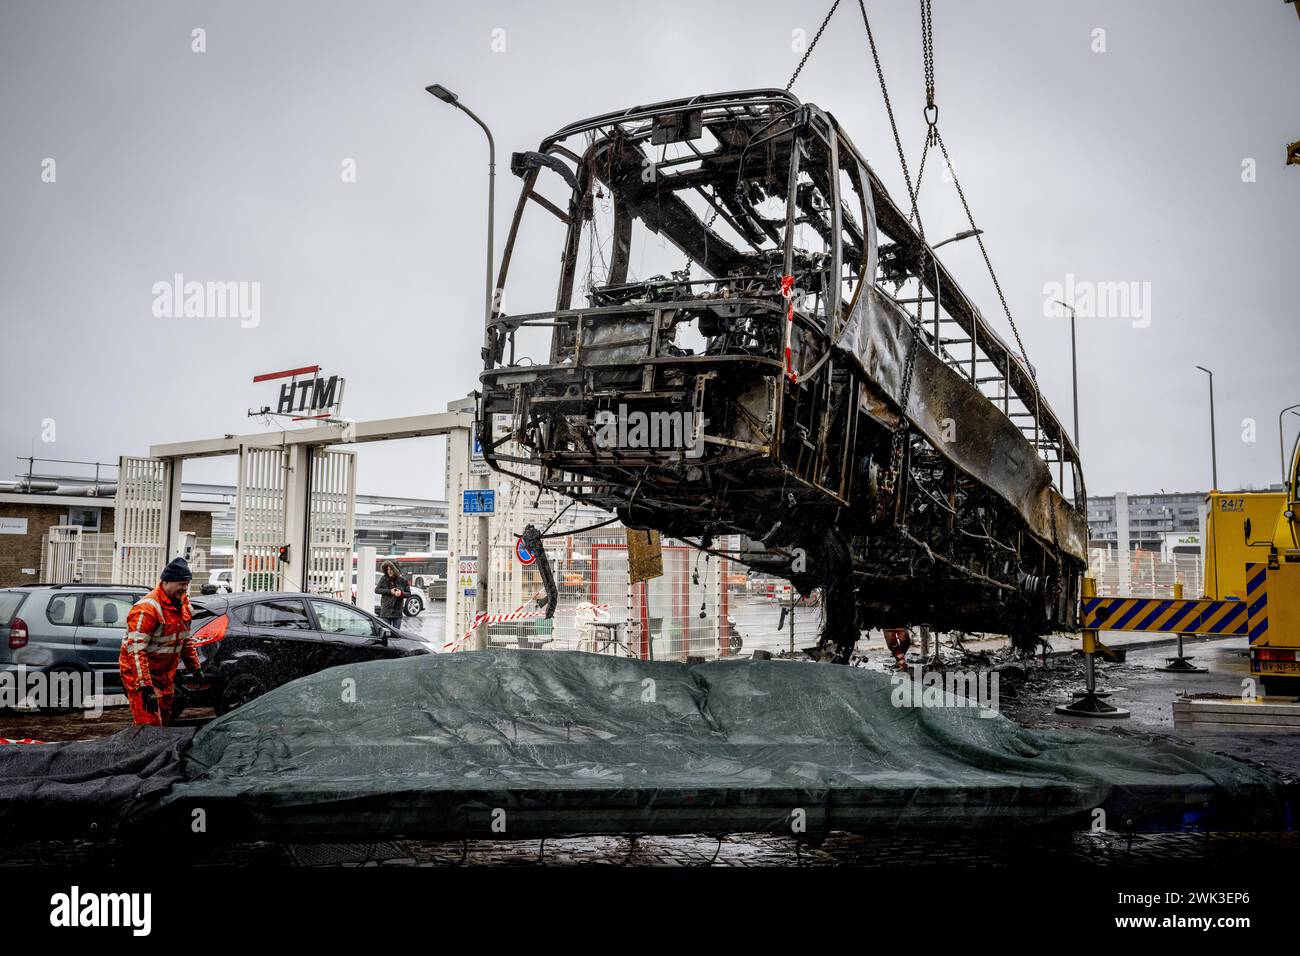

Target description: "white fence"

left=1087, top=546, right=1203, bottom=598
left=53, top=532, right=1204, bottom=657
left=38, top=533, right=232, bottom=587
left=451, top=531, right=824, bottom=659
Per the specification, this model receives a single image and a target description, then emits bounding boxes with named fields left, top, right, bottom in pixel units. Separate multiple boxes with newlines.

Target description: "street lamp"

left=425, top=83, right=495, bottom=332
left=1195, top=366, right=1218, bottom=491
left=1052, top=299, right=1081, bottom=451
left=932, top=228, right=983, bottom=251
left=427, top=82, right=496, bottom=649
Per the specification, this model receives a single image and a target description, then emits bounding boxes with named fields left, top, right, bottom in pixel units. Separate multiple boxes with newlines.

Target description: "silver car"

left=0, top=584, right=148, bottom=708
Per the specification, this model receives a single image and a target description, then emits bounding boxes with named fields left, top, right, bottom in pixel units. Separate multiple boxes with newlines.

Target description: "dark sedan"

left=176, top=592, right=431, bottom=716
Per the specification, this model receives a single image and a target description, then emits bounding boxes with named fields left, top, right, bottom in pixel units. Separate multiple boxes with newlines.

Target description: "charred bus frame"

left=479, top=89, right=1086, bottom=658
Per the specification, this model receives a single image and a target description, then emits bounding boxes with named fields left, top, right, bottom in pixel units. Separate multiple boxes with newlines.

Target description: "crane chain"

left=859, top=0, right=928, bottom=502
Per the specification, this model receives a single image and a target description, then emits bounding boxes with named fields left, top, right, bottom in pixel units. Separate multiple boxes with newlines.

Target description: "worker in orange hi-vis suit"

left=119, top=557, right=204, bottom=726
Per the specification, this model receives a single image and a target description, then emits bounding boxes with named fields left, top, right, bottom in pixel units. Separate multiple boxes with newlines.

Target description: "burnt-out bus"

left=480, top=89, right=1086, bottom=660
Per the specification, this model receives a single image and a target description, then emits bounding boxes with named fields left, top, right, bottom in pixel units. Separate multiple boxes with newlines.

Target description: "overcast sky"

left=1, top=0, right=1296, bottom=499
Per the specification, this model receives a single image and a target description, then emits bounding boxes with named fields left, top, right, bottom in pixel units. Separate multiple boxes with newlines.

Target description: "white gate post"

left=445, top=423, right=470, bottom=650
left=281, top=445, right=311, bottom=592
left=161, top=457, right=183, bottom=561
left=1116, top=491, right=1131, bottom=595
left=356, top=545, right=378, bottom=613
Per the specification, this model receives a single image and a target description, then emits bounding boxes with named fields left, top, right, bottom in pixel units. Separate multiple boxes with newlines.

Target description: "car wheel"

left=404, top=595, right=424, bottom=617
left=216, top=670, right=268, bottom=715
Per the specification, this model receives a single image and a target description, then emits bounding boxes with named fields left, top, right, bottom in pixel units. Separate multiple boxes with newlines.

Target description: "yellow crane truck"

left=1083, top=424, right=1300, bottom=695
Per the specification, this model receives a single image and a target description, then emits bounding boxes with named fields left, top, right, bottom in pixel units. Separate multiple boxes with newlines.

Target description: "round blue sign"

left=516, top=538, right=537, bottom=565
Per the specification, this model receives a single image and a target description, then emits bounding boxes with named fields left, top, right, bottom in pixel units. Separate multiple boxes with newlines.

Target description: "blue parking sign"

left=463, top=489, right=496, bottom=514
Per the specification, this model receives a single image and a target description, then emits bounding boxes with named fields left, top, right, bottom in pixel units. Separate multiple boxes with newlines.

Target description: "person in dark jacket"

left=375, top=561, right=410, bottom=629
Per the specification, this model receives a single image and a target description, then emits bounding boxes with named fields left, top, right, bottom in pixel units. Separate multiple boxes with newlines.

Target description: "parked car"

left=176, top=592, right=432, bottom=717
left=207, top=569, right=234, bottom=593
left=0, top=584, right=149, bottom=708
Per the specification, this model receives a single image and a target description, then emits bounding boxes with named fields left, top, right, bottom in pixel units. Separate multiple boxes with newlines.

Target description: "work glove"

left=190, top=666, right=206, bottom=686
left=139, top=686, right=158, bottom=714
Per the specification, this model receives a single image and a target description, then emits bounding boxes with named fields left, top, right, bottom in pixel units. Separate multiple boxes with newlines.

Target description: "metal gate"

left=234, top=445, right=287, bottom=592
left=306, top=448, right=356, bottom=598
left=111, top=456, right=168, bottom=585
left=45, top=526, right=84, bottom=583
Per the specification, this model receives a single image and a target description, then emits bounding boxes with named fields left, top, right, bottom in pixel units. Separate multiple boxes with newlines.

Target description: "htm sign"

left=252, top=365, right=346, bottom=420
left=277, top=375, right=342, bottom=415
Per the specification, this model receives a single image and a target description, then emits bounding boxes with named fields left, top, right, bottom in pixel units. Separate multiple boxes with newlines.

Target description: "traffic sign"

left=458, top=557, right=477, bottom=596
left=469, top=430, right=488, bottom=476
left=516, top=537, right=537, bottom=565
left=462, top=489, right=496, bottom=514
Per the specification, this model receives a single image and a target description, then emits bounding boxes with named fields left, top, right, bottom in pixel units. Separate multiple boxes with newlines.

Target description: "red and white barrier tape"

left=444, top=603, right=610, bottom=651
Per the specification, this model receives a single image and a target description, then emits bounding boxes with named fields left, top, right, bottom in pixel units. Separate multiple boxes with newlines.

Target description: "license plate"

left=1255, top=660, right=1300, bottom=674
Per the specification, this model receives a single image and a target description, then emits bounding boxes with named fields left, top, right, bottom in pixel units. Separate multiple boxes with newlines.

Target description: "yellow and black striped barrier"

left=1079, top=562, right=1269, bottom=640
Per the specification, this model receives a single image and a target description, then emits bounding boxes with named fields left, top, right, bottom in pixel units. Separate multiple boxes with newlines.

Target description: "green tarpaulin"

left=162, top=651, right=1291, bottom=839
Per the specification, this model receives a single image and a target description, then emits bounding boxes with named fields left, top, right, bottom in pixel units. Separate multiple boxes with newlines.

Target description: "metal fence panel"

left=111, top=456, right=167, bottom=585
left=234, top=445, right=286, bottom=592
left=306, top=448, right=356, bottom=599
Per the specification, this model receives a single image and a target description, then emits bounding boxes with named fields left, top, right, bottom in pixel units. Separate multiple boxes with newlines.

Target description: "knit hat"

left=160, top=557, right=193, bottom=582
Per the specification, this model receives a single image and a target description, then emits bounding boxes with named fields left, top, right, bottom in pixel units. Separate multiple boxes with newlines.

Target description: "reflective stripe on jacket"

left=119, top=586, right=199, bottom=689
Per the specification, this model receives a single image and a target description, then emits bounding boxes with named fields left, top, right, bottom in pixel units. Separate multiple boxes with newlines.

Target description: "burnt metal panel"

left=839, top=287, right=1088, bottom=560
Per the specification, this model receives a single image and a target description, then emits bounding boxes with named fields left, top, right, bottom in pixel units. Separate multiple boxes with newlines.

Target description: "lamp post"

left=1195, top=366, right=1218, bottom=491
left=1052, top=300, right=1081, bottom=450
left=427, top=83, right=496, bottom=649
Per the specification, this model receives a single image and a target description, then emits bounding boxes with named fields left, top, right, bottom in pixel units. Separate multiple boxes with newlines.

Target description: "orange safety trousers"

left=119, top=586, right=199, bottom=727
